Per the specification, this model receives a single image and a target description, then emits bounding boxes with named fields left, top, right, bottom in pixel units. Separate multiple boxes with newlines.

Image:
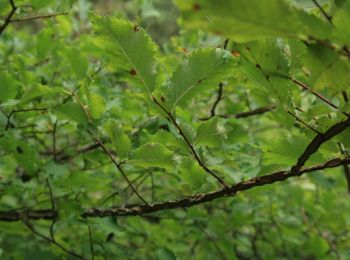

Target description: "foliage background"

left=0, top=0, right=350, bottom=259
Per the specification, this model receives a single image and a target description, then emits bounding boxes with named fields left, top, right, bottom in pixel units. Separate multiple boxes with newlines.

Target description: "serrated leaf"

left=91, top=15, right=157, bottom=95
left=55, top=103, right=89, bottom=124
left=195, top=118, right=226, bottom=147
left=0, top=73, right=19, bottom=103
left=167, top=48, right=234, bottom=112
left=65, top=47, right=88, bottom=79
left=176, top=0, right=305, bottom=42
left=88, top=93, right=106, bottom=119
left=179, top=158, right=206, bottom=190
left=263, top=134, right=324, bottom=167
left=103, top=119, right=131, bottom=160
left=332, top=1, right=350, bottom=45
left=130, top=143, right=174, bottom=169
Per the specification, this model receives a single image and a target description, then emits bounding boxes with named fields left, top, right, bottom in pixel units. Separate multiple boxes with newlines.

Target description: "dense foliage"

left=1, top=0, right=350, bottom=259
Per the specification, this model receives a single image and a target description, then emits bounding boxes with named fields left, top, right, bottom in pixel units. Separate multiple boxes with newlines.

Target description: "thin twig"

left=152, top=97, right=227, bottom=187
left=0, top=0, right=17, bottom=35
left=89, top=133, right=149, bottom=206
left=10, top=12, right=68, bottom=22
left=208, top=39, right=229, bottom=118
left=24, top=221, right=85, bottom=259
left=210, top=82, right=224, bottom=117
left=195, top=221, right=227, bottom=259
left=286, top=110, right=322, bottom=134
left=311, top=0, right=333, bottom=24
left=288, top=78, right=349, bottom=116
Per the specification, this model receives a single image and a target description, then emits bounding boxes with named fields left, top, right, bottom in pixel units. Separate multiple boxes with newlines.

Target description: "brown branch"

left=311, top=0, right=333, bottom=24
left=1, top=157, right=349, bottom=221
left=288, top=78, right=349, bottom=116
left=291, top=116, right=350, bottom=172
left=210, top=82, right=224, bottom=117
left=208, top=39, right=229, bottom=118
left=82, top=157, right=350, bottom=218
left=203, top=104, right=276, bottom=120
left=0, top=0, right=17, bottom=36
left=10, top=12, right=68, bottom=22
left=152, top=97, right=227, bottom=187
left=286, top=110, right=322, bottom=134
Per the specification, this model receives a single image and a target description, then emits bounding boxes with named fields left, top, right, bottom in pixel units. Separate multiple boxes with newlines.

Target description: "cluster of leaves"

left=1, top=0, right=350, bottom=258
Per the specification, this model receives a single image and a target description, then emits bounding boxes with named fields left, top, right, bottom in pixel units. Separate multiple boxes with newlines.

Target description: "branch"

left=152, top=97, right=227, bottom=187
left=89, top=133, right=150, bottom=206
left=208, top=39, right=229, bottom=118
left=291, top=116, right=350, bottom=172
left=286, top=110, right=322, bottom=134
left=10, top=12, right=68, bottom=22
left=0, top=0, right=17, bottom=36
left=210, top=82, right=224, bottom=117
left=0, top=157, right=349, bottom=221
left=24, top=221, right=86, bottom=259
left=216, top=104, right=276, bottom=120
left=288, top=78, right=349, bottom=116
left=311, top=0, right=333, bottom=24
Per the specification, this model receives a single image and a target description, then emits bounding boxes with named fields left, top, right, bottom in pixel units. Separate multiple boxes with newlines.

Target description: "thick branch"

left=291, top=116, right=350, bottom=172
left=0, top=0, right=17, bottom=36
left=1, top=157, right=349, bottom=221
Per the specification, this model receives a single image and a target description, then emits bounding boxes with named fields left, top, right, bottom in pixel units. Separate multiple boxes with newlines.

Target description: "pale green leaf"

left=167, top=48, right=234, bottom=112
left=55, top=103, right=89, bottom=124
left=130, top=143, right=174, bottom=169
left=91, top=15, right=157, bottom=95
left=103, top=119, right=131, bottom=160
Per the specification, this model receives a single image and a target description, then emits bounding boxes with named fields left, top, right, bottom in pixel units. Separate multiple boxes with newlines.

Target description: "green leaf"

left=195, top=118, right=226, bottom=147
left=179, top=158, right=206, bottom=190
left=238, top=40, right=292, bottom=105
left=55, top=103, right=89, bottom=124
left=91, top=15, right=157, bottom=95
left=130, top=143, right=174, bottom=169
left=332, top=1, right=350, bottom=45
left=306, top=235, right=330, bottom=257
left=176, top=0, right=304, bottom=42
left=88, top=93, right=106, bottom=119
left=0, top=73, right=19, bottom=103
left=156, top=247, right=177, bottom=260
left=66, top=47, right=89, bottom=79
left=167, top=48, right=234, bottom=112
left=103, top=119, right=131, bottom=160
left=263, top=134, right=324, bottom=167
